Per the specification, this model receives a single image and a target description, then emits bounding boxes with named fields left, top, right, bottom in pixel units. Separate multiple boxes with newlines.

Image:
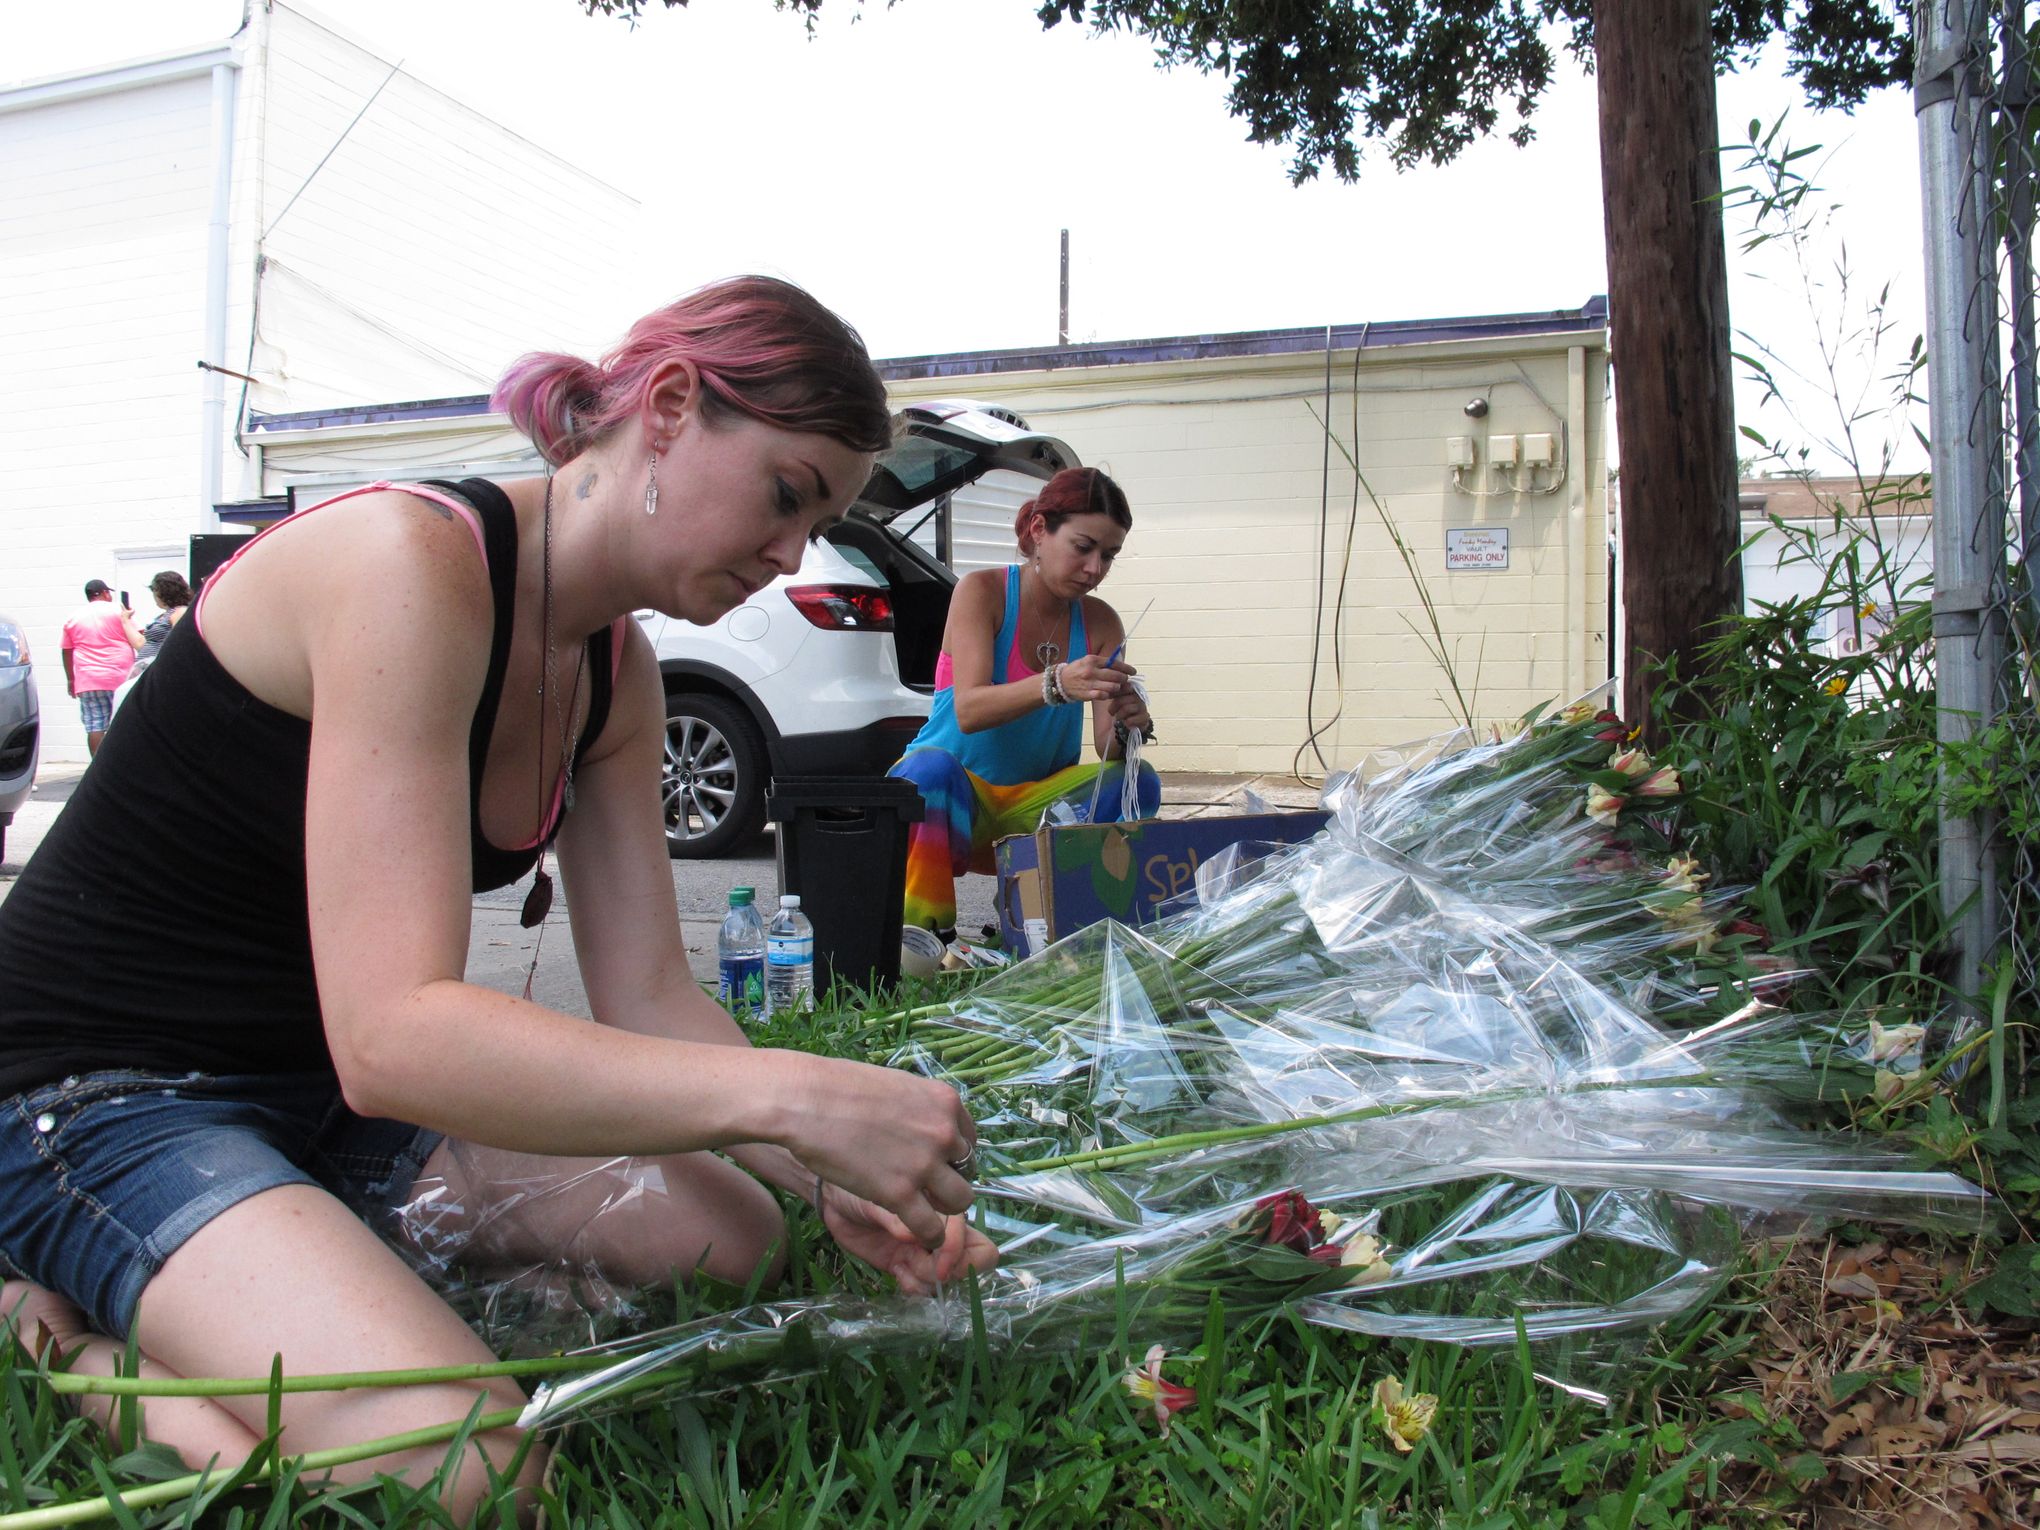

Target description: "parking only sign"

left=1445, top=527, right=1510, bottom=570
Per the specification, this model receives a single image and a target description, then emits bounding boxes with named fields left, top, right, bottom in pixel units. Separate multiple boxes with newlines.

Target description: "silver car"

left=0, top=614, right=39, bottom=866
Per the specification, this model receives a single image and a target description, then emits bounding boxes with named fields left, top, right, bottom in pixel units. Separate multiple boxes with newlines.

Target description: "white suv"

left=645, top=403, right=1078, bottom=857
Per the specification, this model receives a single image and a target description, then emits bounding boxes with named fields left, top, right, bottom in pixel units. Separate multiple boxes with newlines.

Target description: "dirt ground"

left=1711, top=1236, right=2040, bottom=1526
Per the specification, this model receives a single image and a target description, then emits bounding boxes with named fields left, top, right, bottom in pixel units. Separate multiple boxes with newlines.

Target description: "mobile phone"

left=119, top=590, right=131, bottom=609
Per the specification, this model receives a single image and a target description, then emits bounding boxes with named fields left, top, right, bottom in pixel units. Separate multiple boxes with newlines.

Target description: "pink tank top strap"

left=192, top=481, right=491, bottom=636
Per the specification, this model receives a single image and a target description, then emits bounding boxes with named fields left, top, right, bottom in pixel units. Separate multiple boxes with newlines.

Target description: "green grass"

left=0, top=1225, right=1776, bottom=1528
left=0, top=976, right=1813, bottom=1528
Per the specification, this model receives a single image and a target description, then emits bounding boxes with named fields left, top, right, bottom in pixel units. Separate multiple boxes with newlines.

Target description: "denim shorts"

left=0, top=1069, right=441, bottom=1342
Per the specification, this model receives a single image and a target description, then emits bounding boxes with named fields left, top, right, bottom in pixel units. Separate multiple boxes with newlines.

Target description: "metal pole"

left=2006, top=1, right=2040, bottom=650
left=1059, top=229, right=1070, bottom=346
left=1917, top=0, right=2005, bottom=1021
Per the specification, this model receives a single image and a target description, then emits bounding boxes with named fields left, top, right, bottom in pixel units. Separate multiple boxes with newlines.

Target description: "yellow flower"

left=1824, top=676, right=1849, bottom=696
left=1585, top=782, right=1624, bottom=825
left=1867, top=1020, right=1927, bottom=1072
left=1337, top=1233, right=1393, bottom=1287
left=1558, top=701, right=1598, bottom=725
left=1662, top=856, right=1708, bottom=894
left=1372, top=1376, right=1439, bottom=1452
left=1646, top=897, right=1720, bottom=954
left=1873, top=1068, right=1909, bottom=1105
left=1860, top=601, right=1879, bottom=619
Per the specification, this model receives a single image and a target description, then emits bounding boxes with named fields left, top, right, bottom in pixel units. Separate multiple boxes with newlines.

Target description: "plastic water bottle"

left=716, top=887, right=767, bottom=1017
left=765, top=894, right=815, bottom=1015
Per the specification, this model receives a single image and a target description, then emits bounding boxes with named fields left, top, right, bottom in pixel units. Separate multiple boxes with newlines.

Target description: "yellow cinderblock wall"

left=887, top=330, right=1609, bottom=776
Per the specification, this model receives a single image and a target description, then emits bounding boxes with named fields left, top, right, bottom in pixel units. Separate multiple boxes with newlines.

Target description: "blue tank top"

left=904, top=565, right=1088, bottom=786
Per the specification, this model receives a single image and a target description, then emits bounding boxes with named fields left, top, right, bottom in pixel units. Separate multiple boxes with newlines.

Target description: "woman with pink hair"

left=890, top=466, right=1160, bottom=940
left=0, top=276, right=993, bottom=1516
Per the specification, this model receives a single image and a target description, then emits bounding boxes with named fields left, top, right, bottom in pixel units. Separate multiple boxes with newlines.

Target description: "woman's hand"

left=819, top=1186, right=999, bottom=1294
left=779, top=1054, right=979, bottom=1251
left=1103, top=662, right=1153, bottom=734
left=1056, top=652, right=1131, bottom=704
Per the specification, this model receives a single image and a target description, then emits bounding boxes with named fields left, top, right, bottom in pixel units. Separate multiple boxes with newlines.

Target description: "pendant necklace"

left=1023, top=563, right=1061, bottom=670
left=520, top=474, right=588, bottom=936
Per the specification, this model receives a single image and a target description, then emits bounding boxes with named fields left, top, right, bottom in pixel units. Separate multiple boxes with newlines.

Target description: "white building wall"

left=2, top=3, right=640, bottom=762
left=247, top=4, right=637, bottom=418
left=886, top=331, right=1611, bottom=775
left=0, top=69, right=219, bottom=762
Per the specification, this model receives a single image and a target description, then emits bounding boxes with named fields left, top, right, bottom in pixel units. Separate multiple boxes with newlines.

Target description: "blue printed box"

left=993, top=811, right=1330, bottom=958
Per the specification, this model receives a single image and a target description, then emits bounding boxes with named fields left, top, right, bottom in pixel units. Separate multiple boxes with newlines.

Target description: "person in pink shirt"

left=60, top=580, right=142, bottom=756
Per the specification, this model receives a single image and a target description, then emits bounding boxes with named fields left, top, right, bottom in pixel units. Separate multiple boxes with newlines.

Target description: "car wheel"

left=663, top=692, right=766, bottom=859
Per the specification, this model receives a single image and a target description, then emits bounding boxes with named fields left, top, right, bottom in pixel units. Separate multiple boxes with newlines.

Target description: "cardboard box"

left=993, top=811, right=1330, bottom=957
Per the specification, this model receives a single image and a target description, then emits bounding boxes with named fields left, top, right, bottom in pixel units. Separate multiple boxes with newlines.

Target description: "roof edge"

left=875, top=296, right=1609, bottom=383
left=0, top=42, right=238, bottom=114
left=247, top=296, right=1612, bottom=435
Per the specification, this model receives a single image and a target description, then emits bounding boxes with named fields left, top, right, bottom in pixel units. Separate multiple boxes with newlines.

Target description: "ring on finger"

left=947, top=1152, right=976, bottom=1178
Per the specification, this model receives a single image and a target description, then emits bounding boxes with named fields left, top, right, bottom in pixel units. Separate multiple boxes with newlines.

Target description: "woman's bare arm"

left=288, top=512, right=974, bottom=1247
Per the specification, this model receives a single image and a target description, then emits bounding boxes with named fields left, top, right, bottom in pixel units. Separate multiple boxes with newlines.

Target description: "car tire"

left=663, top=691, right=766, bottom=859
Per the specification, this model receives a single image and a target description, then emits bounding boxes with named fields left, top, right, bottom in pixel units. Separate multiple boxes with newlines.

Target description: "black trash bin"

left=767, top=775, right=925, bottom=995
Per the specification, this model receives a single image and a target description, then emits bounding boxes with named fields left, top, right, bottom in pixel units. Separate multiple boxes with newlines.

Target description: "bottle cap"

left=729, top=887, right=754, bottom=906
left=780, top=894, right=800, bottom=909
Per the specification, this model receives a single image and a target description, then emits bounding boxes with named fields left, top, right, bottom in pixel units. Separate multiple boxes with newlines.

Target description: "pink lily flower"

left=1634, top=766, right=1682, bottom=797
left=1123, top=1344, right=1197, bottom=1437
left=1607, top=747, right=1654, bottom=778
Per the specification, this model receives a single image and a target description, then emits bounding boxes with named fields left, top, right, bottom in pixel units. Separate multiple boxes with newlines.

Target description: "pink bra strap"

left=507, top=616, right=634, bottom=852
left=193, top=481, right=491, bottom=636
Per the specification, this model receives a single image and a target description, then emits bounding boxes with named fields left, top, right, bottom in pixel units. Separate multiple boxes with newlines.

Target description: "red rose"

left=1254, top=1190, right=1324, bottom=1252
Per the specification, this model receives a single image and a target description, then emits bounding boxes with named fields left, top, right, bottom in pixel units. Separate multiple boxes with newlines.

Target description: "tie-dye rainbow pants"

left=888, top=748, right=1162, bottom=937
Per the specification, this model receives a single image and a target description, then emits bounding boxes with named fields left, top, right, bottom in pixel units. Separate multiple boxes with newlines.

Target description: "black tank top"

left=0, top=479, right=615, bottom=1097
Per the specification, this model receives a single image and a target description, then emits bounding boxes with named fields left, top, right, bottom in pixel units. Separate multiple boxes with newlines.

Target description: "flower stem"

left=41, top=1353, right=609, bottom=1400
left=1000, top=1073, right=1716, bottom=1176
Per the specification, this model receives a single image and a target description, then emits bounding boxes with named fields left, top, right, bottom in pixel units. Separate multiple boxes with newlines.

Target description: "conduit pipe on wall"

left=200, top=58, right=240, bottom=526
left=1567, top=345, right=1589, bottom=696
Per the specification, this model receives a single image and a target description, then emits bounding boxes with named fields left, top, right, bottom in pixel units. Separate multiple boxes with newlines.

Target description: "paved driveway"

left=0, top=770, right=998, bottom=1013
left=3, top=765, right=1311, bottom=1013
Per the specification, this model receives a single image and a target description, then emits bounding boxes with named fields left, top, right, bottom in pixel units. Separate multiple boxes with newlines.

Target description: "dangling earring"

left=644, top=451, right=660, bottom=516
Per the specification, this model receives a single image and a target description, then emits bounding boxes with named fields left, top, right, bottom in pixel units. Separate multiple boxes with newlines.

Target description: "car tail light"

left=786, top=585, right=895, bottom=631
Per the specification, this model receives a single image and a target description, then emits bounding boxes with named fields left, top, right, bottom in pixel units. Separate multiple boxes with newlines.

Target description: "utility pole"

left=1594, top=0, right=1743, bottom=732
left=1059, top=228, right=1070, bottom=346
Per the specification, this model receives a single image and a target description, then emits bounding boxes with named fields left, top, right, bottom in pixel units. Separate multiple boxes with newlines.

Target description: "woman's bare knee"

left=4, top=1280, right=264, bottom=1472
left=307, top=1378, right=545, bottom=1522
left=692, top=1171, right=788, bottom=1288
left=0, top=1279, right=85, bottom=1353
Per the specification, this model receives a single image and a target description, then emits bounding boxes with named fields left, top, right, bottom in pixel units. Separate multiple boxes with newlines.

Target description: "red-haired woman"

left=889, top=467, right=1160, bottom=940
left=0, top=277, right=992, bottom=1515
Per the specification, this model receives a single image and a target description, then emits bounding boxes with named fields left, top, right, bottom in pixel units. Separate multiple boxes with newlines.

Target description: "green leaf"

left=1827, top=1370, right=1875, bottom=1405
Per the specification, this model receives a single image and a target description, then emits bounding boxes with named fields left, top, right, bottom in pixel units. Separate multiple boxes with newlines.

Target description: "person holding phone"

left=58, top=579, right=142, bottom=757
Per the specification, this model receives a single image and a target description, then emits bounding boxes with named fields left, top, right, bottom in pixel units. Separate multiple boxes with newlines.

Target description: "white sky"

left=6, top=0, right=1930, bottom=471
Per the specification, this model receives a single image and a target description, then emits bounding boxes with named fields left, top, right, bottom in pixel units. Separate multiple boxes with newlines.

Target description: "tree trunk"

left=1594, top=0, right=1744, bottom=732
